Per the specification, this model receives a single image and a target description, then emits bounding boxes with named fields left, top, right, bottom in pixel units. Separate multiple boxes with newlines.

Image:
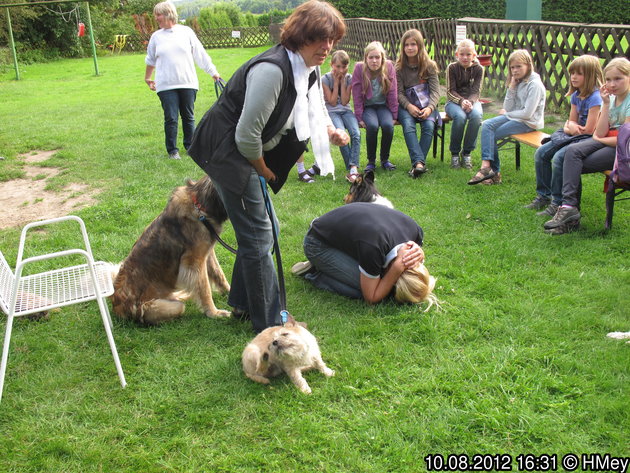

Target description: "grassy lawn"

left=0, top=48, right=628, bottom=472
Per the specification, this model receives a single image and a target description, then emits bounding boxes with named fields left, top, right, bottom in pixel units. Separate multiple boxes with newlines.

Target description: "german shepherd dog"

left=110, top=176, right=232, bottom=325
left=343, top=170, right=393, bottom=208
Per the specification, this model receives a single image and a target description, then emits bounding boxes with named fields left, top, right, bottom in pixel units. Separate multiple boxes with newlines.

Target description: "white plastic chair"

left=0, top=215, right=127, bottom=403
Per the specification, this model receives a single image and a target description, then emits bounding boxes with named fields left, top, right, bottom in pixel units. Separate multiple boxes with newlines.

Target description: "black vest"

left=189, top=44, right=305, bottom=195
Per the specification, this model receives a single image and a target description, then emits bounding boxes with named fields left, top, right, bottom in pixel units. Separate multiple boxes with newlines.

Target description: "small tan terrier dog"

left=242, top=315, right=334, bottom=394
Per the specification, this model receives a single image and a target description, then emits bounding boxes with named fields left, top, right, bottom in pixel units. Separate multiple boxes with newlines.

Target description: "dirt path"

left=0, top=150, right=99, bottom=229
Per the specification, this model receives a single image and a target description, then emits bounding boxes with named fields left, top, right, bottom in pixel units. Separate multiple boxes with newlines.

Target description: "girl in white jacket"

left=468, top=49, right=546, bottom=185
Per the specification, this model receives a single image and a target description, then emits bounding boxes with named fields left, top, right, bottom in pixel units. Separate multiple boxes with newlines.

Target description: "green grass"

left=0, top=49, right=629, bottom=472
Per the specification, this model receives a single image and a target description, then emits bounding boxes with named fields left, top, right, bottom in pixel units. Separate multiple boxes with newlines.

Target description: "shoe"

left=545, top=220, right=580, bottom=235
left=462, top=155, right=473, bottom=169
left=231, top=308, right=250, bottom=321
left=291, top=260, right=314, bottom=276
left=168, top=151, right=181, bottom=160
left=307, top=164, right=321, bottom=176
left=536, top=203, right=559, bottom=217
left=346, top=167, right=359, bottom=182
left=298, top=171, right=315, bottom=183
left=364, top=162, right=376, bottom=172
left=525, top=195, right=551, bottom=210
left=543, top=206, right=581, bottom=230
left=381, top=160, right=396, bottom=171
left=467, top=167, right=496, bottom=185
left=481, top=172, right=502, bottom=185
left=409, top=162, right=427, bottom=178
left=450, top=155, right=461, bottom=169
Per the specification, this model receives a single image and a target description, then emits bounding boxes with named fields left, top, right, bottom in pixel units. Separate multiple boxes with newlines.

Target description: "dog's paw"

left=323, top=368, right=335, bottom=378
left=299, top=385, right=312, bottom=394
left=206, top=309, right=231, bottom=318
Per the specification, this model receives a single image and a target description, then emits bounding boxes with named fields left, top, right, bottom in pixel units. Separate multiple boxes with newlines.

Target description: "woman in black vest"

left=189, top=0, right=348, bottom=333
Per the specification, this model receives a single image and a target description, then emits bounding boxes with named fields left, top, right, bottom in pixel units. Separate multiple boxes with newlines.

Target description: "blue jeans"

left=398, top=107, right=436, bottom=166
left=534, top=140, right=566, bottom=205
left=303, top=233, right=363, bottom=299
left=363, top=105, right=394, bottom=164
left=157, top=88, right=197, bottom=154
left=330, top=110, right=361, bottom=169
left=445, top=101, right=483, bottom=156
left=212, top=170, right=281, bottom=333
left=480, top=115, right=533, bottom=172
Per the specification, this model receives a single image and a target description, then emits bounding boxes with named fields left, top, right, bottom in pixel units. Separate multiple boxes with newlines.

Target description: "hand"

left=418, top=107, right=432, bottom=120
left=407, top=104, right=421, bottom=119
left=261, top=166, right=276, bottom=182
left=399, top=241, right=425, bottom=269
left=212, top=74, right=221, bottom=81
left=461, top=100, right=472, bottom=112
left=329, top=127, right=350, bottom=146
left=498, top=108, right=506, bottom=115
left=359, top=120, right=366, bottom=129
left=600, top=83, right=611, bottom=105
left=145, top=79, right=156, bottom=91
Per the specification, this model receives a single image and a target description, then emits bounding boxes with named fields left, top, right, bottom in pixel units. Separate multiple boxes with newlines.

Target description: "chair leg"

left=0, top=312, right=16, bottom=403
left=605, top=183, right=616, bottom=229
left=96, top=294, right=127, bottom=388
left=440, top=122, right=447, bottom=162
left=432, top=125, right=438, bottom=159
left=515, top=142, right=521, bottom=170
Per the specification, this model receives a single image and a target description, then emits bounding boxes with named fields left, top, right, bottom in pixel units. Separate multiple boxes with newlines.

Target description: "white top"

left=145, top=25, right=218, bottom=93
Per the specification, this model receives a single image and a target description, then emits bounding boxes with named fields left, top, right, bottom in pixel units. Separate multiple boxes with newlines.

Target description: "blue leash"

left=259, top=176, right=290, bottom=325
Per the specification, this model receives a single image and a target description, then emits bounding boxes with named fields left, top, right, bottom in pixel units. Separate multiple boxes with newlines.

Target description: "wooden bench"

left=497, top=130, right=550, bottom=170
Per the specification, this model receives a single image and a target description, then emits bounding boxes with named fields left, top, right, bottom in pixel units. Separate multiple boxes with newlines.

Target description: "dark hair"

left=280, top=0, right=346, bottom=52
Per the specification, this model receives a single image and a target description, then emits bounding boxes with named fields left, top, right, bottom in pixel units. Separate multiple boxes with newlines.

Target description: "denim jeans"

left=445, top=101, right=483, bottom=156
left=330, top=110, right=361, bottom=169
left=157, top=88, right=197, bottom=154
left=362, top=105, right=394, bottom=164
left=480, top=115, right=533, bottom=172
left=534, top=140, right=566, bottom=205
left=398, top=107, right=436, bottom=166
left=562, top=138, right=616, bottom=207
left=303, top=233, right=363, bottom=299
left=212, top=169, right=281, bottom=333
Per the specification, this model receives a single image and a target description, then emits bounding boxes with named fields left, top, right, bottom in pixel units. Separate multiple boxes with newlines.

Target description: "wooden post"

left=5, top=8, right=20, bottom=80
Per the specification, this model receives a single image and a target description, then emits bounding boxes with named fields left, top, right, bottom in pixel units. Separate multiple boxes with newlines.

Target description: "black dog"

left=343, top=171, right=393, bottom=208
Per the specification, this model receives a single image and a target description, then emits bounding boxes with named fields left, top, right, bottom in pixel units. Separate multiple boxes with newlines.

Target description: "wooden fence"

left=120, top=25, right=272, bottom=52
left=338, top=17, right=630, bottom=113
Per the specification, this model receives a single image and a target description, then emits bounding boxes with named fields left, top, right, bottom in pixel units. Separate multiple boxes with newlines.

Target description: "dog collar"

left=191, top=193, right=206, bottom=215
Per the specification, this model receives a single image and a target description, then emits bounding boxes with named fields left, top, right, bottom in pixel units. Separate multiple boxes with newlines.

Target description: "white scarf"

left=287, top=49, right=334, bottom=177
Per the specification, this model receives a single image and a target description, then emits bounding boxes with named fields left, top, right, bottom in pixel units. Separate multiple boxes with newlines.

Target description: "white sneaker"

left=450, top=155, right=461, bottom=168
left=291, top=260, right=313, bottom=276
left=462, top=155, right=473, bottom=169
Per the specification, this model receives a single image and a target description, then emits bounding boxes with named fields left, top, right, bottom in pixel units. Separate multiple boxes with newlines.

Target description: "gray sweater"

left=503, top=71, right=546, bottom=130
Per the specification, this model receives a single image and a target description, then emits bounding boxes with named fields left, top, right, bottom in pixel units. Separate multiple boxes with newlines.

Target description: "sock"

left=297, top=162, right=306, bottom=174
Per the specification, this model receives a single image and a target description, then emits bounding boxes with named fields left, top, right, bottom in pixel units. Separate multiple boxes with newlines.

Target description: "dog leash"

left=214, top=78, right=227, bottom=98
left=192, top=193, right=238, bottom=255
left=259, top=176, right=290, bottom=326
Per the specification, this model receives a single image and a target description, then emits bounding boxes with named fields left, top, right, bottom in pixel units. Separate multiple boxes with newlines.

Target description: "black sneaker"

left=545, top=220, right=580, bottom=235
left=525, top=195, right=551, bottom=210
left=536, top=203, right=559, bottom=217
left=544, top=206, right=580, bottom=229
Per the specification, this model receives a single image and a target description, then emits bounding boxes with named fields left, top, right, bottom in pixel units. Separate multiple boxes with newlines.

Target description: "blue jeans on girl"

left=398, top=107, right=437, bottom=166
left=445, top=101, right=483, bottom=156
left=330, top=110, right=361, bottom=169
left=534, top=140, right=566, bottom=206
left=303, top=233, right=363, bottom=300
left=480, top=115, right=533, bottom=172
left=362, top=104, right=394, bottom=164
left=157, top=88, right=197, bottom=155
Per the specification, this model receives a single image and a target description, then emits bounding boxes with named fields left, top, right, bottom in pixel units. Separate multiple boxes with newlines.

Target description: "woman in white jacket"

left=144, top=1, right=221, bottom=160
left=468, top=49, right=546, bottom=185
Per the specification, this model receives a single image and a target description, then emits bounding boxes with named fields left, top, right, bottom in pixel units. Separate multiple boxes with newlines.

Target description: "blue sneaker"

left=381, top=160, right=396, bottom=171
left=364, top=162, right=376, bottom=172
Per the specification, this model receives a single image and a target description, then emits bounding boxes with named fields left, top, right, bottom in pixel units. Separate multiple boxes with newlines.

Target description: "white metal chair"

left=0, top=215, right=126, bottom=403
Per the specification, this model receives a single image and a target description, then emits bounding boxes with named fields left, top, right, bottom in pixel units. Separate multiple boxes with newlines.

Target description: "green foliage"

left=256, top=8, right=292, bottom=26
left=331, top=0, right=628, bottom=23
left=213, top=2, right=243, bottom=26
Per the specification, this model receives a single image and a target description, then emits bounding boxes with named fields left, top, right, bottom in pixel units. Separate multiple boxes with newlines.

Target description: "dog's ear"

left=285, top=313, right=297, bottom=327
left=364, top=170, right=375, bottom=183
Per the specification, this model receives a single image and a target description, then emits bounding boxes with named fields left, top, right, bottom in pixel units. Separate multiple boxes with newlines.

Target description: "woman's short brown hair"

left=280, top=0, right=346, bottom=52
